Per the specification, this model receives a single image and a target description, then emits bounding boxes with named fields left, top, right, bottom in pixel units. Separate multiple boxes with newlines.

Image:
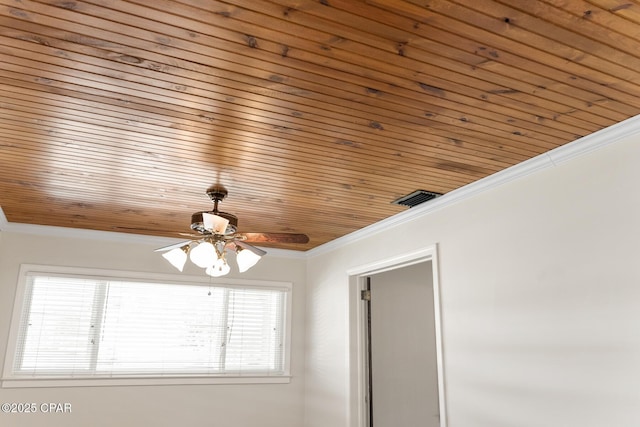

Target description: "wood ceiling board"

left=1, top=0, right=639, bottom=250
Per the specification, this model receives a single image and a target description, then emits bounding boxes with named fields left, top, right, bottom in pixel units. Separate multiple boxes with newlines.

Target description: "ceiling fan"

left=155, top=186, right=309, bottom=276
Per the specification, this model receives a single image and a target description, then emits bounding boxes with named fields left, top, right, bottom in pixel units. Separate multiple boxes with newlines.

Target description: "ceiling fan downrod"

left=206, top=186, right=228, bottom=214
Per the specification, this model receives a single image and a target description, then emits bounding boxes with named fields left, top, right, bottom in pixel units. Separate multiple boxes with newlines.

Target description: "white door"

left=366, top=261, right=440, bottom=427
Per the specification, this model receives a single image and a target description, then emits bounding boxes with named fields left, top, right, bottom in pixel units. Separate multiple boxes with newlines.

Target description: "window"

left=3, top=266, right=291, bottom=387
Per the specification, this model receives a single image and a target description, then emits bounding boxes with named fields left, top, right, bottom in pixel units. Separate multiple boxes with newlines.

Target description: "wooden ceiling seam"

left=6, top=0, right=632, bottom=129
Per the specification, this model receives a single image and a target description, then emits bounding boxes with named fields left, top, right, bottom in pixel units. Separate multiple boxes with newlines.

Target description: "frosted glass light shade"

left=206, top=259, right=230, bottom=277
left=162, top=246, right=189, bottom=272
left=236, top=248, right=262, bottom=272
left=189, top=241, right=216, bottom=268
left=203, top=213, right=230, bottom=235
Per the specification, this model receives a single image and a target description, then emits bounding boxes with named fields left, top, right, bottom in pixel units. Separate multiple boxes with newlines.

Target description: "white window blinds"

left=13, top=273, right=288, bottom=378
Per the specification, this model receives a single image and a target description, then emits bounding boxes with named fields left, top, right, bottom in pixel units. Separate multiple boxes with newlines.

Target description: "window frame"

left=2, top=264, right=292, bottom=388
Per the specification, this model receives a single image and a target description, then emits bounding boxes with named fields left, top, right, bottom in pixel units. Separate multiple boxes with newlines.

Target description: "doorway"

left=348, top=247, right=446, bottom=427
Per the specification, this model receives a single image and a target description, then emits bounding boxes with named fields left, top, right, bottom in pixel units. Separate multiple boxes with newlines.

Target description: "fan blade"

left=224, top=241, right=238, bottom=252
left=235, top=240, right=267, bottom=256
left=239, top=233, right=309, bottom=244
left=154, top=240, right=192, bottom=252
left=179, top=232, right=204, bottom=238
left=113, top=226, right=170, bottom=233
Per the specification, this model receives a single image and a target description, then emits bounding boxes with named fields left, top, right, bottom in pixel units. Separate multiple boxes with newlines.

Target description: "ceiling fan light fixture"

left=157, top=186, right=308, bottom=277
left=190, top=211, right=238, bottom=235
left=189, top=241, right=216, bottom=268
left=203, top=212, right=230, bottom=235
left=161, top=245, right=189, bottom=272
left=236, top=247, right=262, bottom=273
left=206, top=258, right=230, bottom=277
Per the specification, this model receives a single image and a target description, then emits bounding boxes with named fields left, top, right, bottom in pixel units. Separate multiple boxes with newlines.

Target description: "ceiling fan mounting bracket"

left=206, top=186, right=228, bottom=203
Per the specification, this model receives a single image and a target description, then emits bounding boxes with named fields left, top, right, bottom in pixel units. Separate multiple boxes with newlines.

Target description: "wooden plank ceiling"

left=1, top=0, right=639, bottom=250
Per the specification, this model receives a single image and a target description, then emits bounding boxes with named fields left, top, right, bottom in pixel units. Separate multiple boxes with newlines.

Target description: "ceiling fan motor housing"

left=206, top=187, right=228, bottom=202
left=191, top=211, right=238, bottom=235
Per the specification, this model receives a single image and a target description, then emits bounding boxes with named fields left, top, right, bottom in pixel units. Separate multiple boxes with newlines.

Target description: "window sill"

left=1, top=375, right=291, bottom=388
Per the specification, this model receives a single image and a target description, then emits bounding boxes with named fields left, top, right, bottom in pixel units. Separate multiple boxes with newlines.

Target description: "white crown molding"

left=307, top=113, right=640, bottom=258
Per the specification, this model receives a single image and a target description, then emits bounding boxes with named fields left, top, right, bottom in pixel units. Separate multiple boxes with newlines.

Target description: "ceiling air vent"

left=392, top=190, right=442, bottom=208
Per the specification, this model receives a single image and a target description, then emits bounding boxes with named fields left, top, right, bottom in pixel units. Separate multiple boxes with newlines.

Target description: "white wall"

left=304, top=133, right=640, bottom=427
left=0, top=231, right=306, bottom=427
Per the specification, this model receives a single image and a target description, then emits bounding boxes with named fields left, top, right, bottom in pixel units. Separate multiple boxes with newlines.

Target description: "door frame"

left=346, top=245, right=447, bottom=427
